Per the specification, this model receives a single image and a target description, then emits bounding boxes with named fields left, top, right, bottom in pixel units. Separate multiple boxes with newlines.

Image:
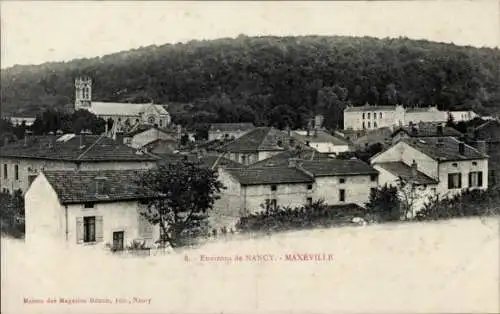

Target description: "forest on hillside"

left=1, top=35, right=500, bottom=130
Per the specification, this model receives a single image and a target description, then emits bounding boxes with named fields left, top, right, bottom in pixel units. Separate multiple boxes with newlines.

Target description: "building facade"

left=74, top=77, right=172, bottom=131
left=208, top=123, right=255, bottom=142
left=371, top=137, right=488, bottom=217
left=25, top=170, right=160, bottom=249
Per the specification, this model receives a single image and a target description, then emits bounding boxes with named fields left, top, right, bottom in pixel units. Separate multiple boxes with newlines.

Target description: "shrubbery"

left=236, top=200, right=364, bottom=233
left=417, top=188, right=500, bottom=220
left=0, top=190, right=25, bottom=238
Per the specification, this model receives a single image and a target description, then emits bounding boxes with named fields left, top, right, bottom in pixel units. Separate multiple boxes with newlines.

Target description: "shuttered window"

left=76, top=217, right=84, bottom=244
left=469, top=171, right=483, bottom=187
left=77, top=216, right=103, bottom=243
left=448, top=173, right=462, bottom=189
left=95, top=216, right=103, bottom=242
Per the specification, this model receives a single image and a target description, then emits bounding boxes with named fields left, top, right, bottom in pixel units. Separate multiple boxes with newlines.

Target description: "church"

left=74, top=77, right=172, bottom=132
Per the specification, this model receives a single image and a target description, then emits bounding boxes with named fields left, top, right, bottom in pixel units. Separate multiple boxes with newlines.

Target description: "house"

left=217, top=127, right=307, bottom=166
left=208, top=123, right=255, bottom=141
left=448, top=110, right=479, bottom=123
left=24, top=170, right=160, bottom=249
left=157, top=152, right=243, bottom=170
left=74, top=77, right=172, bottom=130
left=404, top=106, right=447, bottom=125
left=291, top=129, right=351, bottom=154
left=336, top=127, right=393, bottom=150
left=0, top=133, right=158, bottom=194
left=344, top=104, right=406, bottom=131
left=391, top=123, right=462, bottom=144
left=120, top=124, right=180, bottom=149
left=213, top=158, right=378, bottom=229
left=371, top=137, right=488, bottom=217
left=473, top=119, right=500, bottom=186
left=9, top=116, right=36, bottom=127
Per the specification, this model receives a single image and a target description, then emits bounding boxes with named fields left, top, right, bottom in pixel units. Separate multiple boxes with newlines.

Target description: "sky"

left=1, top=1, right=499, bottom=68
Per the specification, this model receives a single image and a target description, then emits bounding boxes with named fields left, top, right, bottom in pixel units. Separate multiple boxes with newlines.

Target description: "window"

left=472, top=162, right=477, bottom=166
left=362, top=113, right=365, bottom=119
left=241, top=155, right=246, bottom=164
left=469, top=171, right=483, bottom=187
left=370, top=174, right=378, bottom=182
left=367, top=113, right=371, bottom=119
left=339, top=189, right=346, bottom=202
left=266, top=199, right=277, bottom=210
left=379, top=112, right=382, bottom=118
left=148, top=116, right=155, bottom=124
left=370, top=188, right=377, bottom=196
left=159, top=119, right=163, bottom=127
left=84, top=202, right=95, bottom=209
left=362, top=122, right=365, bottom=129
left=14, top=165, right=19, bottom=180
left=374, top=121, right=378, bottom=128
left=367, top=122, right=371, bottom=128
left=373, top=112, right=376, bottom=119
left=339, top=178, right=346, bottom=184
left=448, top=173, right=462, bottom=189
left=307, top=184, right=313, bottom=190
left=83, top=216, right=96, bottom=243
left=3, top=164, right=7, bottom=179
left=452, top=163, right=458, bottom=167
left=113, top=231, right=124, bottom=251
left=306, top=197, right=313, bottom=206
left=270, top=185, right=277, bottom=191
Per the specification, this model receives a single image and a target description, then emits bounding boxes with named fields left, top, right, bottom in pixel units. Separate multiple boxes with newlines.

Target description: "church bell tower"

left=75, top=77, right=92, bottom=111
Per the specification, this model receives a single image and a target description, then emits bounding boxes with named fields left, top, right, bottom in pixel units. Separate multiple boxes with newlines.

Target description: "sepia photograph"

left=1, top=1, right=499, bottom=313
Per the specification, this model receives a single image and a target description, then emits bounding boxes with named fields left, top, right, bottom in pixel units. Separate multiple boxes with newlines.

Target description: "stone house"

left=208, top=123, right=255, bottom=141
left=217, top=127, right=308, bottom=166
left=371, top=137, right=489, bottom=217
left=120, top=124, right=180, bottom=150
left=0, top=133, right=158, bottom=194
left=291, top=129, right=351, bottom=154
left=24, top=170, right=160, bottom=249
left=391, top=124, right=462, bottom=144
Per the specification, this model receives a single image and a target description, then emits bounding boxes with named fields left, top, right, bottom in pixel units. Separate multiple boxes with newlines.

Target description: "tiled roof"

left=292, top=130, right=350, bottom=145
left=392, top=125, right=462, bottom=138
left=89, top=102, right=169, bottom=116
left=43, top=170, right=158, bottom=204
left=374, top=162, right=439, bottom=185
left=224, top=167, right=314, bottom=186
left=124, top=124, right=177, bottom=137
left=405, top=107, right=439, bottom=113
left=0, top=134, right=158, bottom=162
left=401, top=137, right=487, bottom=161
left=249, top=149, right=331, bottom=168
left=299, top=159, right=378, bottom=177
left=209, top=123, right=255, bottom=132
left=344, top=105, right=398, bottom=112
left=218, top=127, right=306, bottom=153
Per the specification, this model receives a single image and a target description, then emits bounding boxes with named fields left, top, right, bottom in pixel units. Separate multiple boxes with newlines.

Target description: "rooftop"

left=157, top=153, right=242, bottom=170
left=88, top=102, right=169, bottom=117
left=124, top=124, right=178, bottom=137
left=249, top=148, right=331, bottom=168
left=0, top=134, right=158, bottom=162
left=401, top=137, right=487, bottom=161
left=292, top=130, right=350, bottom=145
left=392, top=125, right=462, bottom=138
left=218, top=127, right=306, bottom=153
left=374, top=161, right=439, bottom=185
left=43, top=169, right=158, bottom=205
left=224, top=167, right=314, bottom=186
left=344, top=105, right=399, bottom=113
left=299, top=159, right=378, bottom=177
left=209, top=123, right=255, bottom=132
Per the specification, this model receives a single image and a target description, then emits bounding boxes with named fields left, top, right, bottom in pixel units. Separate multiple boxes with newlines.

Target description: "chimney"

left=56, top=129, right=63, bottom=136
left=476, top=140, right=487, bottom=155
left=115, top=131, right=124, bottom=144
left=288, top=158, right=299, bottom=168
left=24, top=130, right=32, bottom=147
left=411, top=160, right=418, bottom=178
left=314, top=115, right=324, bottom=130
left=285, top=126, right=291, bottom=136
left=437, top=125, right=443, bottom=136
left=47, top=131, right=55, bottom=148
left=458, top=141, right=465, bottom=155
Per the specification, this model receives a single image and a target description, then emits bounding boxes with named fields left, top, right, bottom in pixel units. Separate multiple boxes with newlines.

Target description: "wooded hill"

left=2, top=35, right=499, bottom=130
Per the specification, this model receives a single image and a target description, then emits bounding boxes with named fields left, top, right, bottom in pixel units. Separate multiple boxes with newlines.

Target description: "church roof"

left=88, top=102, right=169, bottom=117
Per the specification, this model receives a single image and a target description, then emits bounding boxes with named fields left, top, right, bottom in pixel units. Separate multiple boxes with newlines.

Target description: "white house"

left=447, top=110, right=479, bottom=123
left=121, top=124, right=180, bottom=149
left=343, top=105, right=406, bottom=131
left=291, top=129, right=351, bottom=154
left=371, top=137, right=489, bottom=217
left=25, top=170, right=160, bottom=249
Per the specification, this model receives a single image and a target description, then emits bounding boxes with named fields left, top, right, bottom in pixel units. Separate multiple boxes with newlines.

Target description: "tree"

left=395, top=177, right=427, bottom=219
left=365, top=184, right=400, bottom=221
left=137, top=160, right=225, bottom=248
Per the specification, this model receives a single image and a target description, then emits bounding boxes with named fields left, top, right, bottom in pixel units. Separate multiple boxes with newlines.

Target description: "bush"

left=416, top=188, right=500, bottom=221
left=0, top=190, right=25, bottom=238
left=235, top=200, right=364, bottom=233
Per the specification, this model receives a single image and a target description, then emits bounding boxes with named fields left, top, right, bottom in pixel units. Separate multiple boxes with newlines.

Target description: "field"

left=2, top=216, right=499, bottom=314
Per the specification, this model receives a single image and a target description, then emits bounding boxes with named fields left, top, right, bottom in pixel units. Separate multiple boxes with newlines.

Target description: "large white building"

left=74, top=77, right=172, bottom=131
left=344, top=104, right=478, bottom=131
